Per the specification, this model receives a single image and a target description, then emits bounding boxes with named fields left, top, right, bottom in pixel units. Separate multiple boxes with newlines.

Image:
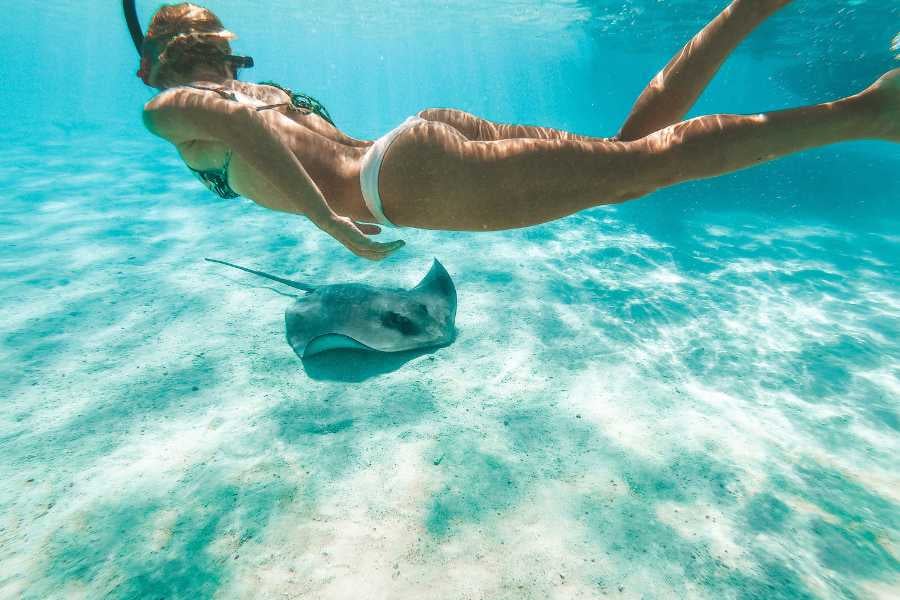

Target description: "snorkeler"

left=137, top=1, right=899, bottom=260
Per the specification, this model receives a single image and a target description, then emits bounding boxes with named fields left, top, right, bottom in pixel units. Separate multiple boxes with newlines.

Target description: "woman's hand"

left=318, top=215, right=405, bottom=261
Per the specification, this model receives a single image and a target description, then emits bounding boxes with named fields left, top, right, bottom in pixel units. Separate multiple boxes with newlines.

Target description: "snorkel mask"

left=123, top=0, right=254, bottom=84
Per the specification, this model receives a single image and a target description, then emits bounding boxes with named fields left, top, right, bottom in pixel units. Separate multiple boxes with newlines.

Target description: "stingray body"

left=205, top=258, right=457, bottom=358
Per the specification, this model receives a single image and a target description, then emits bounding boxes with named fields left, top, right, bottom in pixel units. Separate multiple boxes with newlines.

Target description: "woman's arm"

left=142, top=88, right=404, bottom=260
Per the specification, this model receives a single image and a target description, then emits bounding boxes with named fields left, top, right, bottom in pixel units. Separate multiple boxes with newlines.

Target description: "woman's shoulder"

left=143, top=85, right=210, bottom=113
left=142, top=85, right=245, bottom=144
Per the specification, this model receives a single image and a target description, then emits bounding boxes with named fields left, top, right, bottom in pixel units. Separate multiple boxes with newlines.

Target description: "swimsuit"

left=358, top=116, right=426, bottom=228
left=182, top=83, right=422, bottom=229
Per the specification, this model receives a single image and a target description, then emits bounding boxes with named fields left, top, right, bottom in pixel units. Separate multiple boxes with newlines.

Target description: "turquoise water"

left=1, top=1, right=898, bottom=598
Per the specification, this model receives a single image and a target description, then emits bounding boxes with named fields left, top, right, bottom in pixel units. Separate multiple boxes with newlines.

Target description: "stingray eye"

left=381, top=311, right=420, bottom=336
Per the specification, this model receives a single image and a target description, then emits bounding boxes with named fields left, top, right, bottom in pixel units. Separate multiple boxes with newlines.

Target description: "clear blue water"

left=1, top=1, right=898, bottom=598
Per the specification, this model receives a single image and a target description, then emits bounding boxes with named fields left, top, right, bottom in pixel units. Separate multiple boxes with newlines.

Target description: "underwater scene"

left=1, top=0, right=898, bottom=598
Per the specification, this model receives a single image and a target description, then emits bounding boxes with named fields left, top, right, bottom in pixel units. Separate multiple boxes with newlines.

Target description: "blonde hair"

left=142, top=3, right=237, bottom=85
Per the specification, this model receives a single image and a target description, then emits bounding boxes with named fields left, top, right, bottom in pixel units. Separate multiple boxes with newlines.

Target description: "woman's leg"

left=617, top=0, right=791, bottom=141
left=417, top=1, right=788, bottom=143
left=381, top=71, right=897, bottom=230
left=633, top=80, right=894, bottom=187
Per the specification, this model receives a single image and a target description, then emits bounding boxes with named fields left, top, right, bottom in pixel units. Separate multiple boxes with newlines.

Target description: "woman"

left=141, top=1, right=898, bottom=260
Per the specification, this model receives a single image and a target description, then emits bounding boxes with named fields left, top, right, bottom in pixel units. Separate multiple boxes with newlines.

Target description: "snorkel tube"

left=123, top=0, right=254, bottom=83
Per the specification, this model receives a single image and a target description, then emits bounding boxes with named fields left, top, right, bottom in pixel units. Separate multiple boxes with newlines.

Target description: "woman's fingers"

left=324, top=216, right=404, bottom=260
left=346, top=236, right=405, bottom=261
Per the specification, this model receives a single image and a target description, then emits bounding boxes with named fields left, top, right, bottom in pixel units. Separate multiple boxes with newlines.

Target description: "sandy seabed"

left=1, top=132, right=898, bottom=599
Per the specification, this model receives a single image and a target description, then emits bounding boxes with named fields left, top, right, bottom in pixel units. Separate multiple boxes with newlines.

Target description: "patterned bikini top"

left=183, top=82, right=334, bottom=199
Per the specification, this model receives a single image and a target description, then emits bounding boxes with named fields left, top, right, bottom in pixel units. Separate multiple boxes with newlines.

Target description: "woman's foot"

left=859, top=69, right=900, bottom=141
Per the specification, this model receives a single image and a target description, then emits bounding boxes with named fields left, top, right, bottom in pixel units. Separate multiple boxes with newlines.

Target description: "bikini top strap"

left=184, top=84, right=299, bottom=114
left=184, top=84, right=239, bottom=102
left=255, top=83, right=308, bottom=113
left=253, top=102, right=299, bottom=112
left=259, top=79, right=333, bottom=124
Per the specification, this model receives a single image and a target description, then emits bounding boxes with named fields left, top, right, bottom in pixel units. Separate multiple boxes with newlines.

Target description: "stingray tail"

left=204, top=258, right=316, bottom=292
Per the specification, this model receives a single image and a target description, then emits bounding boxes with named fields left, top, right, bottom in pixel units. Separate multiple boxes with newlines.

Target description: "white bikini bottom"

left=359, top=115, right=426, bottom=228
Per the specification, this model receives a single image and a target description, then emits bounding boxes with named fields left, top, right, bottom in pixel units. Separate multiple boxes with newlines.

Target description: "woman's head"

left=139, top=3, right=237, bottom=88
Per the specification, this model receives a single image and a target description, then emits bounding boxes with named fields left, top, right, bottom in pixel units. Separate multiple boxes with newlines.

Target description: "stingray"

left=205, top=258, right=457, bottom=358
